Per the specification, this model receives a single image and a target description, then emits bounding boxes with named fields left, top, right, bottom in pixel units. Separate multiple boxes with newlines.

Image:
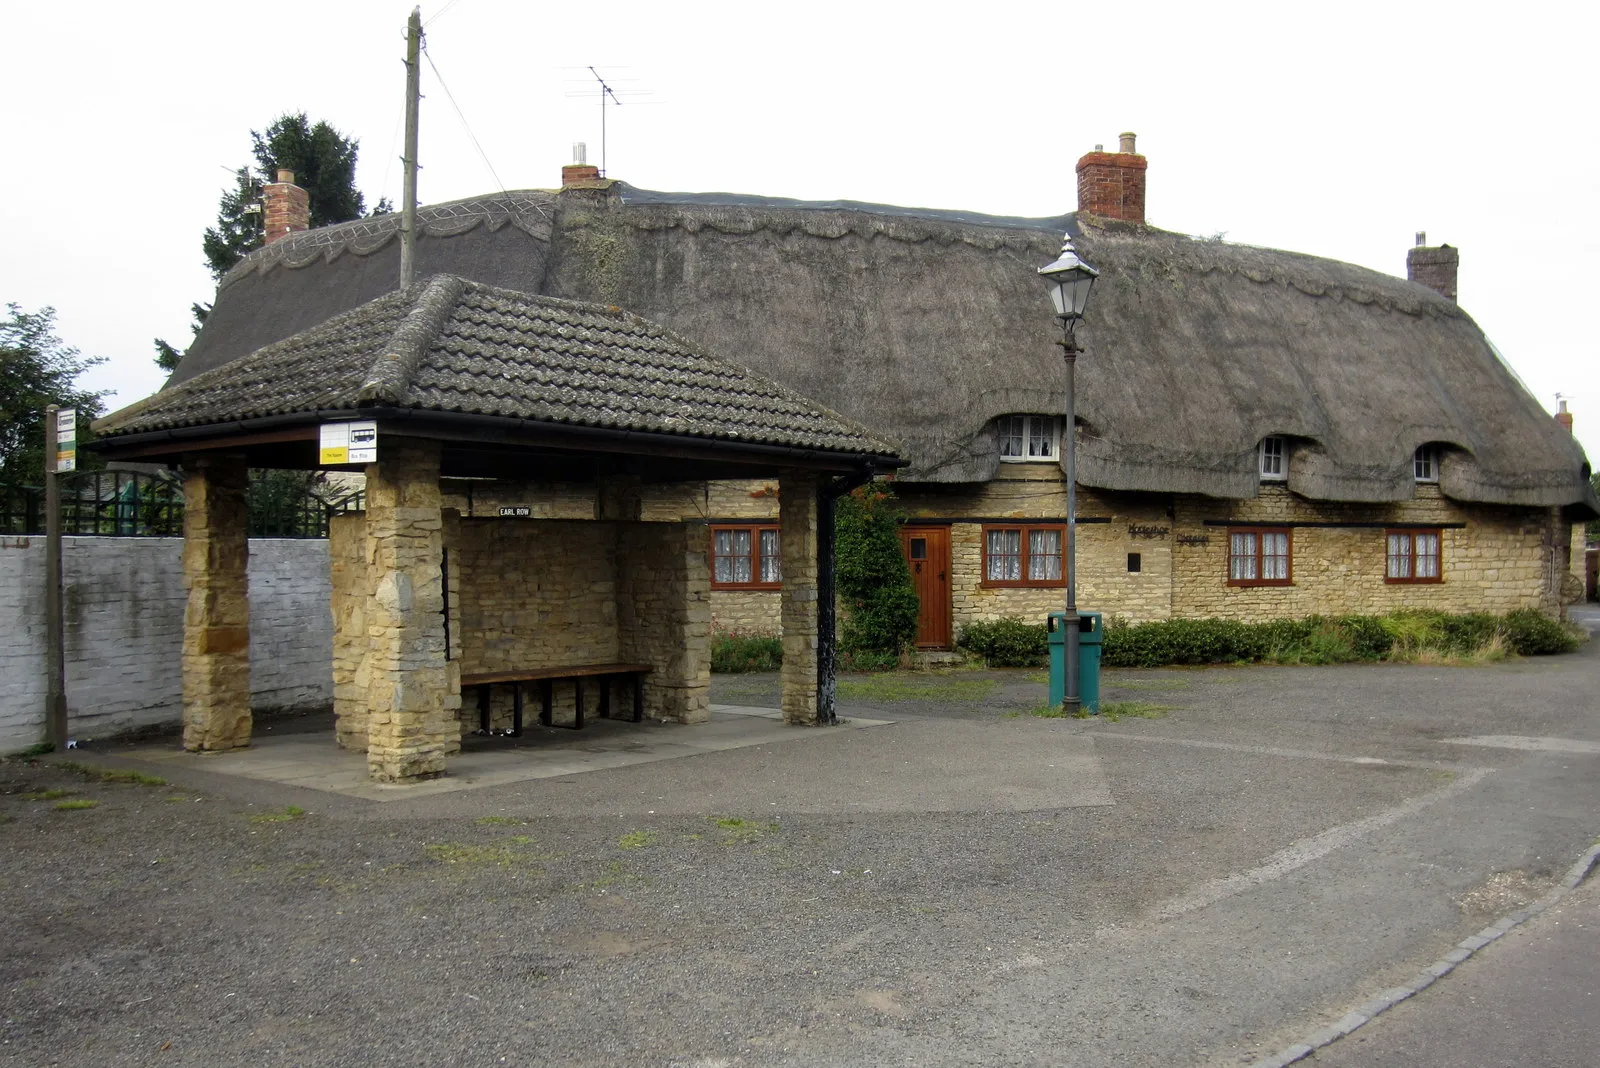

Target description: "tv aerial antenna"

left=565, top=67, right=654, bottom=177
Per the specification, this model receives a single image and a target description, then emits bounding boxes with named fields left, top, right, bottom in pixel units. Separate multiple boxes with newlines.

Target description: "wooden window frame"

left=1258, top=437, right=1287, bottom=481
left=1413, top=446, right=1439, bottom=483
left=998, top=415, right=1061, bottom=463
left=710, top=524, right=782, bottom=590
left=1227, top=526, right=1293, bottom=587
left=980, top=523, right=1067, bottom=588
left=1385, top=528, right=1443, bottom=584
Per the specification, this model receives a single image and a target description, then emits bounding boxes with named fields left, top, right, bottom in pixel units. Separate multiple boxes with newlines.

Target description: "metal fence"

left=0, top=471, right=364, bottom=538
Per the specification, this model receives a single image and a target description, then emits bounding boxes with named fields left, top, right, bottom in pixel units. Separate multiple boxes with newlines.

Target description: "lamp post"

left=1038, top=235, right=1098, bottom=715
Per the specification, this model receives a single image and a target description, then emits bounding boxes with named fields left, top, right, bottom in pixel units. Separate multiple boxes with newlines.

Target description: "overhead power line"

left=422, top=43, right=507, bottom=194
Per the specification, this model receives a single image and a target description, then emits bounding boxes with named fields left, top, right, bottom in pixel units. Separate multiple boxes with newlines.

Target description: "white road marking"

left=1146, top=767, right=1495, bottom=923
left=1091, top=731, right=1442, bottom=768
left=1443, top=735, right=1600, bottom=754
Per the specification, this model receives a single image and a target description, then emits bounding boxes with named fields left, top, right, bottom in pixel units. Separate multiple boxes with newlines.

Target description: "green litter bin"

left=1047, top=610, right=1103, bottom=713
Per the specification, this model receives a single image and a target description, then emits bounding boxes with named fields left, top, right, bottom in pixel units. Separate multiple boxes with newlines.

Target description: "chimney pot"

left=276, top=169, right=295, bottom=185
left=1406, top=236, right=1459, bottom=302
left=572, top=142, right=587, bottom=166
left=1076, top=132, right=1147, bottom=224
left=1415, top=231, right=1426, bottom=247
left=1556, top=399, right=1574, bottom=433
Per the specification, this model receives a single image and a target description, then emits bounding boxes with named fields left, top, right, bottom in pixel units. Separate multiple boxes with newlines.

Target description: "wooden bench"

left=459, top=663, right=653, bottom=735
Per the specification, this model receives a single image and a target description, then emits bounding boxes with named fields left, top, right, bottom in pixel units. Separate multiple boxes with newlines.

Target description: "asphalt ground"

left=2, top=615, right=1597, bottom=1067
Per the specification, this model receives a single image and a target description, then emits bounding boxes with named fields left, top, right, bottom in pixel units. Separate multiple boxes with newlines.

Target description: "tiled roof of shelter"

left=98, top=275, right=898, bottom=460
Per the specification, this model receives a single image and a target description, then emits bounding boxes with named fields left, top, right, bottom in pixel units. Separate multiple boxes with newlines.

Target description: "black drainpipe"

left=817, top=466, right=876, bottom=725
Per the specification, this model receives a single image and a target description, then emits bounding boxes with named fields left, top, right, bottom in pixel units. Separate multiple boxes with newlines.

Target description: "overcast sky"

left=5, top=0, right=1595, bottom=462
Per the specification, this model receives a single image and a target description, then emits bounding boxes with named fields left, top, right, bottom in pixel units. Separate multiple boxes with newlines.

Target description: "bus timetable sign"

left=53, top=408, right=76, bottom=473
left=319, top=421, right=378, bottom=465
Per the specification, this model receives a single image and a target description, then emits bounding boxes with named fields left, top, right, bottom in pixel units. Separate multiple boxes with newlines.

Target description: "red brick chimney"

left=1406, top=232, right=1458, bottom=302
left=1076, top=132, right=1147, bottom=223
left=262, top=169, right=310, bottom=244
left=1556, top=398, right=1574, bottom=433
left=562, top=141, right=604, bottom=188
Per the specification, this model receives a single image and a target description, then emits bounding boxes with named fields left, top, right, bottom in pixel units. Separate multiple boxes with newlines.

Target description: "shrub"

left=835, top=484, right=919, bottom=661
left=957, top=617, right=1049, bottom=667
left=710, top=632, right=782, bottom=673
left=1502, top=609, right=1583, bottom=655
left=1099, top=610, right=1564, bottom=668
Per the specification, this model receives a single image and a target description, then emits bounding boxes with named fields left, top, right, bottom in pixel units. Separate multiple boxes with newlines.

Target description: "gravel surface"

left=3, top=622, right=1597, bottom=1067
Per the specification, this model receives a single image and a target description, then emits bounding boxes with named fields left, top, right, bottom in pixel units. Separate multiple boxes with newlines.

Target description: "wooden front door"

left=900, top=526, right=951, bottom=649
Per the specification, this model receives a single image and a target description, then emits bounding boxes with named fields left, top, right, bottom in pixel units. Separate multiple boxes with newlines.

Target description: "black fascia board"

left=91, top=406, right=906, bottom=474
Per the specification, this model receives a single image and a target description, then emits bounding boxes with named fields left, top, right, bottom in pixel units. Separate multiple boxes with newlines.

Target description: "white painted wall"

left=0, top=536, right=331, bottom=751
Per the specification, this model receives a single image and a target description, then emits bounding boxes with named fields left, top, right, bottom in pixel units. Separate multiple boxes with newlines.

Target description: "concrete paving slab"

left=123, top=706, right=893, bottom=801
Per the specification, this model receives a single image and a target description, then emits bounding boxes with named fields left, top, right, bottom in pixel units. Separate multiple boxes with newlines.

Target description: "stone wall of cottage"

left=701, top=480, right=785, bottom=635
left=683, top=467, right=1569, bottom=649
left=1170, top=484, right=1561, bottom=621
left=894, top=466, right=1176, bottom=632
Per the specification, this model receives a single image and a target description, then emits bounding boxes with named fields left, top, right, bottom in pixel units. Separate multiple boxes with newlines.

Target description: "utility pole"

left=400, top=6, right=422, bottom=290
left=43, top=405, right=68, bottom=749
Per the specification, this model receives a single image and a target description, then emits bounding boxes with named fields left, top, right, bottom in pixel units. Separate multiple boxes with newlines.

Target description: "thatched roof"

left=101, top=274, right=898, bottom=462
left=165, top=183, right=1593, bottom=510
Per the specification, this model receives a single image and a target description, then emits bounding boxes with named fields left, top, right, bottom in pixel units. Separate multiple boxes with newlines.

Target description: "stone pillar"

left=328, top=512, right=369, bottom=751
left=779, top=472, right=820, bottom=725
left=363, top=440, right=460, bottom=781
left=180, top=454, right=252, bottom=751
left=616, top=521, right=711, bottom=723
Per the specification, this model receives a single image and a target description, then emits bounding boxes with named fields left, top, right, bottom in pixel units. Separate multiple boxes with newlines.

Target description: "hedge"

left=954, top=609, right=1583, bottom=669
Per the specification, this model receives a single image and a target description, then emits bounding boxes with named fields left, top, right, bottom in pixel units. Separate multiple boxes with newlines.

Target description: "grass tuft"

left=24, top=789, right=75, bottom=801
left=249, top=805, right=306, bottom=824
left=617, top=830, right=658, bottom=850
left=837, top=674, right=998, bottom=703
left=54, top=799, right=99, bottom=811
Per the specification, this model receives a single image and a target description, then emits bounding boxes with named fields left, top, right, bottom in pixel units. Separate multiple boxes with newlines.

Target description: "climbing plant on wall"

left=835, top=482, right=919, bottom=665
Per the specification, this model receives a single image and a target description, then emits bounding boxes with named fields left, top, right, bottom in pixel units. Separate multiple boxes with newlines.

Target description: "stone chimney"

left=1406, top=232, right=1458, bottom=302
left=562, top=142, right=603, bottom=188
left=262, top=169, right=310, bottom=244
left=1076, top=131, right=1147, bottom=223
left=1556, top=398, right=1574, bottom=434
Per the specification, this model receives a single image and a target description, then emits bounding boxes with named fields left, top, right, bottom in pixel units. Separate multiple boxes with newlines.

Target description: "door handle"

left=938, top=571, right=945, bottom=580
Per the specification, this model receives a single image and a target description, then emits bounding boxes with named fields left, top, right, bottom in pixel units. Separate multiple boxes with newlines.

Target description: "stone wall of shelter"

left=451, top=516, right=619, bottom=731
left=328, top=513, right=368, bottom=750
left=180, top=456, right=253, bottom=752
left=362, top=441, right=460, bottom=781
left=616, top=521, right=712, bottom=723
left=0, top=535, right=332, bottom=753
left=778, top=475, right=819, bottom=724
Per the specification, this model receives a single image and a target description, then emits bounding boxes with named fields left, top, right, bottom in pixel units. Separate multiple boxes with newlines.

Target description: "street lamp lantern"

left=1039, top=233, right=1098, bottom=715
left=1038, top=236, right=1100, bottom=326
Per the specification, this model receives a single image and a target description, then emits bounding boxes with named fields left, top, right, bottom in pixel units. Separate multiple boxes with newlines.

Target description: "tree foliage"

left=1588, top=470, right=1599, bottom=543
left=835, top=483, right=920, bottom=663
left=161, top=113, right=378, bottom=371
left=1, top=305, right=108, bottom=485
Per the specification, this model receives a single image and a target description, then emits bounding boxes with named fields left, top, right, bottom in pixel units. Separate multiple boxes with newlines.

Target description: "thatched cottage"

left=163, top=138, right=1596, bottom=651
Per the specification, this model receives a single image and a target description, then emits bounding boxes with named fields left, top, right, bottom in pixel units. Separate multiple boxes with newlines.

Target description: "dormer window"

left=1258, top=437, right=1287, bottom=481
left=999, top=415, right=1060, bottom=462
left=1414, top=446, right=1439, bottom=483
